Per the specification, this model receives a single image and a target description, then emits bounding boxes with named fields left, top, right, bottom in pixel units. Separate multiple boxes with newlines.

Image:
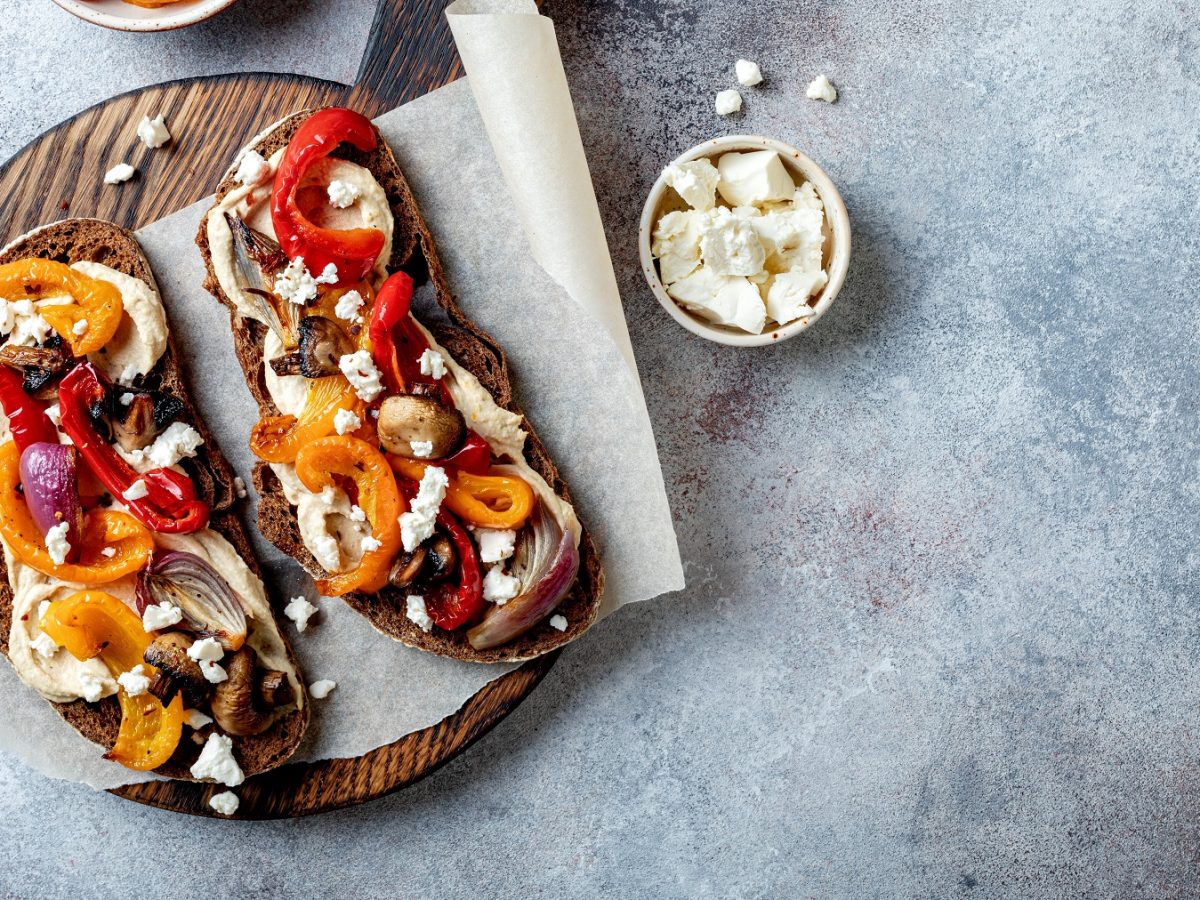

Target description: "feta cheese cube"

left=333, top=408, right=362, bottom=435
left=187, top=637, right=228, bottom=684
left=698, top=207, right=766, bottom=277
left=361, top=535, right=382, bottom=553
left=31, top=632, right=59, bottom=659
left=714, top=89, right=743, bottom=115
left=334, top=289, right=365, bottom=323
left=144, top=422, right=204, bottom=469
left=409, top=440, right=434, bottom=458
left=735, top=59, right=764, bottom=87
left=44, top=522, right=71, bottom=566
left=667, top=266, right=767, bottom=334
left=549, top=614, right=568, bottom=632
left=717, top=150, right=796, bottom=208
left=123, top=479, right=149, bottom=501
left=315, top=263, right=339, bottom=285
left=184, top=709, right=213, bottom=729
left=274, top=257, right=319, bottom=306
left=652, top=210, right=704, bottom=285
left=117, top=664, right=151, bottom=697
left=418, top=348, right=446, bottom=379
left=79, top=672, right=107, bottom=703
left=766, top=268, right=828, bottom=324
left=662, top=158, right=720, bottom=211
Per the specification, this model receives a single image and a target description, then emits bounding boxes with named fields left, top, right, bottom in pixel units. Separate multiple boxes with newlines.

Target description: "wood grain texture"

left=0, top=0, right=554, bottom=818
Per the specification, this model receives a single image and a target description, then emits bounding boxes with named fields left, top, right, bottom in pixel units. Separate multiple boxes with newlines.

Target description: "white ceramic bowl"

left=52, top=0, right=240, bottom=31
left=639, top=135, right=852, bottom=347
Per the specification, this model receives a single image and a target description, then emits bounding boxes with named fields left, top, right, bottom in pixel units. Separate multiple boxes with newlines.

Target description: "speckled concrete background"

left=2, top=1, right=1199, bottom=897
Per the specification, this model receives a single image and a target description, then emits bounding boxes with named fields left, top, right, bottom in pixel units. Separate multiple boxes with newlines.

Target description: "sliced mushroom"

left=113, top=394, right=156, bottom=451
left=388, top=546, right=428, bottom=589
left=143, top=632, right=210, bottom=707
left=257, top=669, right=296, bottom=709
left=0, top=340, right=72, bottom=395
left=377, top=395, right=464, bottom=459
left=269, top=352, right=304, bottom=377
left=425, top=533, right=457, bottom=583
left=210, top=646, right=271, bottom=737
left=150, top=392, right=185, bottom=431
left=296, top=316, right=354, bottom=378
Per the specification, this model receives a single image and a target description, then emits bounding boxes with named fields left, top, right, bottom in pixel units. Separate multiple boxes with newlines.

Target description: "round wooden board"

left=0, top=0, right=558, bottom=819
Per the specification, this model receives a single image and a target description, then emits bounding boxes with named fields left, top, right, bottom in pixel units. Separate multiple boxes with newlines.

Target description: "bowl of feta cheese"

left=640, top=136, right=850, bottom=346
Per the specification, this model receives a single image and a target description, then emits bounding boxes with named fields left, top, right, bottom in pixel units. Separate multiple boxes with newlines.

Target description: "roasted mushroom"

left=296, top=316, right=354, bottom=378
left=388, top=546, right=428, bottom=589
left=257, top=669, right=296, bottom=709
left=210, top=647, right=268, bottom=736
left=269, top=352, right=304, bottom=377
left=387, top=532, right=456, bottom=588
left=0, top=339, right=72, bottom=395
left=113, top=394, right=156, bottom=451
left=425, top=533, right=457, bottom=582
left=377, top=395, right=464, bottom=459
left=143, top=632, right=210, bottom=707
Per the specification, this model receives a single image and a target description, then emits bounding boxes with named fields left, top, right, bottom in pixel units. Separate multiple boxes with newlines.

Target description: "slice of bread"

left=0, top=219, right=308, bottom=780
left=196, top=111, right=604, bottom=663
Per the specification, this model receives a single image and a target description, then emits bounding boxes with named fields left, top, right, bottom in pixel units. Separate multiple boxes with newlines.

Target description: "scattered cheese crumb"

left=190, top=733, right=245, bottom=786
left=309, top=679, right=337, bottom=699
left=549, top=614, right=568, bottom=632
left=104, top=163, right=136, bottom=185
left=123, top=479, right=149, bottom=501
left=361, top=535, right=382, bottom=553
left=327, top=179, right=361, bottom=209
left=117, top=664, right=150, bottom=697
left=31, top=632, right=59, bottom=659
left=209, top=790, right=239, bottom=816
left=187, top=637, right=228, bottom=684
left=338, top=350, right=384, bottom=402
left=44, top=521, right=71, bottom=565
left=315, top=263, right=339, bottom=285
left=334, top=289, right=365, bottom=324
left=72, top=318, right=89, bottom=336
left=234, top=476, right=248, bottom=499
left=715, top=89, right=743, bottom=115
left=274, top=257, right=319, bottom=306
left=349, top=505, right=367, bottom=523
left=409, top=440, right=434, bottom=459
left=142, top=601, right=182, bottom=632
left=806, top=74, right=838, bottom=103
left=399, top=466, right=449, bottom=552
left=143, top=422, right=204, bottom=469
left=735, top=59, right=763, bottom=87
left=136, top=114, right=171, bottom=149
left=79, top=672, right=107, bottom=703
left=184, top=709, right=213, bottom=729
left=101, top=546, right=117, bottom=558
left=476, top=528, right=516, bottom=564
left=418, top=348, right=446, bottom=380
left=333, top=408, right=362, bottom=436
left=284, top=595, right=319, bottom=633
left=483, top=566, right=521, bottom=605
left=233, top=149, right=271, bottom=186
left=405, top=594, right=434, bottom=633
left=119, top=392, right=135, bottom=406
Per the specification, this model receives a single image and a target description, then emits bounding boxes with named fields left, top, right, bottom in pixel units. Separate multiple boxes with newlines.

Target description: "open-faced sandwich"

left=197, top=108, right=603, bottom=662
left=0, top=220, right=307, bottom=784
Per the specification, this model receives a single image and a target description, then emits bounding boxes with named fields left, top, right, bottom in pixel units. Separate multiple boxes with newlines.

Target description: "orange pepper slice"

left=388, top=456, right=534, bottom=530
left=310, top=282, right=375, bottom=351
left=40, top=591, right=184, bottom=771
left=0, top=441, right=152, bottom=581
left=250, top=375, right=361, bottom=464
left=294, top=436, right=402, bottom=596
left=0, top=258, right=123, bottom=356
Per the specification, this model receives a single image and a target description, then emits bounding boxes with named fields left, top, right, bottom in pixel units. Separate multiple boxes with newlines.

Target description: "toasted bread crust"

left=196, top=111, right=603, bottom=663
left=0, top=219, right=308, bottom=780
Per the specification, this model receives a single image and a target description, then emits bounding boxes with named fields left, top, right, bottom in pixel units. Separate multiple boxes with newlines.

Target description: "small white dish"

left=639, top=135, right=852, bottom=347
left=52, top=0, right=240, bottom=32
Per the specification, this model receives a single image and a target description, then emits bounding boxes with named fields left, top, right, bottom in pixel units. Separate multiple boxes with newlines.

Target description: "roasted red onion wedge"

left=467, top=505, right=580, bottom=650
left=136, top=550, right=248, bottom=650
left=19, top=442, right=82, bottom=562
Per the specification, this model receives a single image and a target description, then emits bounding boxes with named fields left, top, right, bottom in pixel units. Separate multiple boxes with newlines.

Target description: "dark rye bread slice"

left=195, top=110, right=604, bottom=663
left=0, top=219, right=308, bottom=780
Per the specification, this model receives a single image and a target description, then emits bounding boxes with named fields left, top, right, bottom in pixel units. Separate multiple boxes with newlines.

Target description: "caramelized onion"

left=19, top=442, right=82, bottom=560
left=136, top=550, right=248, bottom=650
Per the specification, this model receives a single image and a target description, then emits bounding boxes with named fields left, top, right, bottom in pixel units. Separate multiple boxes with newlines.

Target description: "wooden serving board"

left=0, top=0, right=557, bottom=818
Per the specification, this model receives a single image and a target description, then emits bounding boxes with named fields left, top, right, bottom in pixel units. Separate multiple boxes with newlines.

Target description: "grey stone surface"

left=2, top=0, right=1199, bottom=897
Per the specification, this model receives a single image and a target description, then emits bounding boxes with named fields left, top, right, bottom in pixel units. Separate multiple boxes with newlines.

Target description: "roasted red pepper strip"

left=57, top=364, right=209, bottom=535
left=444, top=431, right=492, bottom=475
left=0, top=366, right=58, bottom=451
left=271, top=107, right=385, bottom=285
left=398, top=477, right=484, bottom=630
left=368, top=272, right=453, bottom=404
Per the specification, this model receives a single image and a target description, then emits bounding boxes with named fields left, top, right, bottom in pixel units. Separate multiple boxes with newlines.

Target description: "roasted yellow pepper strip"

left=0, top=258, right=123, bottom=356
left=295, top=436, right=403, bottom=596
left=388, top=456, right=534, bottom=530
left=0, top=441, right=152, bottom=582
left=40, top=591, right=184, bottom=771
left=250, top=375, right=361, bottom=464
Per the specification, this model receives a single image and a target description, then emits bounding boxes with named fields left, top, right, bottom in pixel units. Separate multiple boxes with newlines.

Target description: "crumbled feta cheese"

left=190, top=733, right=244, bottom=786
left=101, top=546, right=117, bottom=558
left=334, top=289, right=365, bottom=323
left=274, top=257, right=319, bottom=306
left=338, top=350, right=384, bottom=402
left=284, top=595, right=319, bottom=633
left=117, top=664, right=150, bottom=697
left=483, top=566, right=521, bottom=605
left=104, top=163, right=136, bottom=185
left=662, top=158, right=720, bottom=212
left=31, top=631, right=59, bottom=659
left=79, top=672, right=107, bottom=703
left=0, top=301, right=15, bottom=336
left=315, top=263, right=339, bottom=285
left=667, top=266, right=766, bottom=334
left=349, top=505, right=367, bottom=523
left=735, top=59, right=764, bottom=87
left=209, top=791, right=240, bottom=816
left=652, top=210, right=705, bottom=284
left=715, top=89, right=743, bottom=115
left=806, top=74, right=838, bottom=103
left=549, top=614, right=568, bottom=632
left=44, top=521, right=71, bottom=565
left=333, top=408, right=362, bottom=435
left=8, top=310, right=54, bottom=347
left=310, top=533, right=341, bottom=573
left=119, top=392, right=135, bottom=406
left=399, top=466, right=449, bottom=552
left=717, top=150, right=796, bottom=208
left=234, top=476, right=248, bottom=499
left=699, top=206, right=766, bottom=277
left=184, top=709, right=213, bottom=729
left=361, top=535, right=382, bottom=553
left=37, top=600, right=50, bottom=621
left=142, top=601, right=182, bottom=632
left=327, top=179, right=362, bottom=209
left=143, top=422, right=204, bottom=469
left=123, top=479, right=149, bottom=501
left=418, top=348, right=446, bottom=379
left=309, top=679, right=337, bottom=699
left=136, top=114, right=171, bottom=149
left=405, top=594, right=434, bottom=633
left=233, top=149, right=271, bottom=186
left=187, top=637, right=228, bottom=684
left=409, top=440, right=434, bottom=459
left=44, top=404, right=61, bottom=426
left=476, top=528, right=516, bottom=564
left=72, top=318, right=89, bottom=336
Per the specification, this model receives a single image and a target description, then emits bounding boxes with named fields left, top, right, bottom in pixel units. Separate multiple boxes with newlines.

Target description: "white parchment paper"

left=0, top=5, right=683, bottom=791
